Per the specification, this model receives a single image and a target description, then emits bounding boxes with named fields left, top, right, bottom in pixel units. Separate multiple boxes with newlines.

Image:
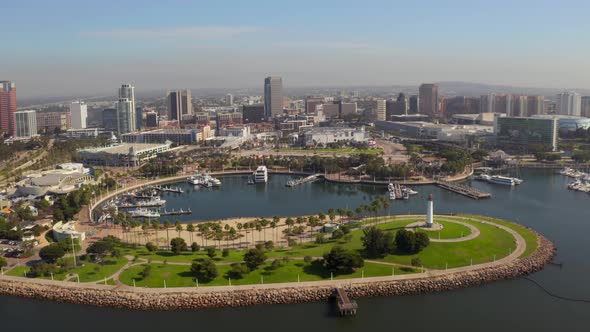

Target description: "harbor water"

left=2, top=169, right=590, bottom=331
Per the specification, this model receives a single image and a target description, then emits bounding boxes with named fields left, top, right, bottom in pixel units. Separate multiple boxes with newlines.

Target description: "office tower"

left=495, top=116, right=558, bottom=151
left=527, top=96, right=545, bottom=116
left=0, top=81, right=17, bottom=136
left=168, top=89, right=193, bottom=121
left=396, top=93, right=409, bottom=115
left=145, top=112, right=159, bottom=127
left=116, top=84, right=136, bottom=134
left=557, top=92, right=582, bottom=116
left=581, top=97, right=590, bottom=118
left=102, top=108, right=118, bottom=131
left=225, top=93, right=234, bottom=106
left=337, top=101, right=357, bottom=117
left=511, top=95, right=528, bottom=117
left=264, top=76, right=283, bottom=118
left=242, top=104, right=265, bottom=123
left=305, top=96, right=323, bottom=114
left=480, top=94, right=495, bottom=113
left=70, top=101, right=87, bottom=129
left=36, top=111, right=70, bottom=133
left=375, top=99, right=386, bottom=121
left=409, top=95, right=419, bottom=114
left=493, top=95, right=512, bottom=114
left=319, top=103, right=339, bottom=118
left=419, top=83, right=439, bottom=116
left=15, top=110, right=37, bottom=138
left=136, top=107, right=144, bottom=130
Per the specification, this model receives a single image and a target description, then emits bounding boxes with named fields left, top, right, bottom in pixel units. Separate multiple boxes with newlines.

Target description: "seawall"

left=0, top=232, right=555, bottom=311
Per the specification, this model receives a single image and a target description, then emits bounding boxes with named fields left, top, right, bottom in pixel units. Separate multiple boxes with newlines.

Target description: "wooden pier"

left=335, top=288, right=358, bottom=316
left=435, top=180, right=491, bottom=200
left=160, top=209, right=192, bottom=216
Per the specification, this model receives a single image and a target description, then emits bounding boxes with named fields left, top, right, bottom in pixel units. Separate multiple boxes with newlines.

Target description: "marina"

left=387, top=182, right=418, bottom=200
left=187, top=173, right=222, bottom=187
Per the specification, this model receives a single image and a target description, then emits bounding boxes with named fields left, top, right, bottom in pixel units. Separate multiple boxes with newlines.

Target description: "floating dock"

left=335, top=288, right=357, bottom=316
left=435, top=180, right=491, bottom=200
left=160, top=208, right=192, bottom=216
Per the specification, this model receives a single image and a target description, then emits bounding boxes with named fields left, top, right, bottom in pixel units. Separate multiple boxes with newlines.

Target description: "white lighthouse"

left=426, top=194, right=434, bottom=227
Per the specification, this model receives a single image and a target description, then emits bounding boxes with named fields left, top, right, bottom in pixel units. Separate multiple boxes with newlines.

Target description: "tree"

left=227, top=263, right=249, bottom=279
left=145, top=242, right=157, bottom=252
left=140, top=265, right=152, bottom=279
left=414, top=232, right=430, bottom=253
left=243, top=248, right=267, bottom=270
left=186, top=224, right=195, bottom=244
left=206, top=246, right=216, bottom=259
left=395, top=229, right=429, bottom=254
left=39, top=243, right=65, bottom=263
left=191, top=242, right=200, bottom=252
left=222, top=248, right=230, bottom=257
left=86, top=240, right=115, bottom=260
left=411, top=257, right=422, bottom=267
left=190, top=259, right=218, bottom=282
left=170, top=237, right=188, bottom=254
left=361, top=227, right=395, bottom=258
left=323, top=246, right=363, bottom=274
left=0, top=256, right=7, bottom=268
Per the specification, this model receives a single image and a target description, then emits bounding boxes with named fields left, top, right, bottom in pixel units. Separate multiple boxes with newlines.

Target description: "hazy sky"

left=3, top=0, right=590, bottom=98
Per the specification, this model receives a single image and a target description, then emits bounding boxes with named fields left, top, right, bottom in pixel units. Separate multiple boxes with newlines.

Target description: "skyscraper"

left=305, top=96, right=323, bottom=114
left=264, top=77, right=283, bottom=118
left=409, top=95, right=419, bottom=114
left=419, top=84, right=439, bottom=117
left=397, top=93, right=409, bottom=115
left=0, top=81, right=17, bottom=136
left=581, top=97, right=590, bottom=118
left=15, top=110, right=37, bottom=138
left=375, top=99, right=386, bottom=121
left=102, top=108, right=118, bottom=131
left=70, top=101, right=87, bottom=129
left=116, top=84, right=136, bottom=134
left=557, top=92, right=582, bottom=116
left=527, top=96, right=545, bottom=116
left=225, top=93, right=234, bottom=106
left=168, top=89, right=193, bottom=122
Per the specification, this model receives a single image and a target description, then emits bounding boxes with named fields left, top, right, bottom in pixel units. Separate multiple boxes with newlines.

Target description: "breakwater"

left=0, top=232, right=555, bottom=311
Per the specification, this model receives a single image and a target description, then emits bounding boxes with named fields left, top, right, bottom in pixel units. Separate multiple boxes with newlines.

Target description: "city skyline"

left=3, top=0, right=590, bottom=98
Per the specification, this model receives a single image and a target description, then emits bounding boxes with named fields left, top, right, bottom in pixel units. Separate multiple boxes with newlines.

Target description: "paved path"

left=406, top=218, right=481, bottom=243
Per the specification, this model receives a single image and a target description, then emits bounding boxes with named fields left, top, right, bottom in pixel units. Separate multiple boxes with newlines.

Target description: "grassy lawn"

left=459, top=214, right=539, bottom=258
left=5, top=265, right=30, bottom=277
left=119, top=260, right=418, bottom=288
left=426, top=219, right=473, bottom=239
left=52, top=257, right=128, bottom=282
left=280, top=147, right=382, bottom=155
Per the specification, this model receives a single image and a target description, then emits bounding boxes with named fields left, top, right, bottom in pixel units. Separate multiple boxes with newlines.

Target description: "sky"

left=2, top=0, right=590, bottom=98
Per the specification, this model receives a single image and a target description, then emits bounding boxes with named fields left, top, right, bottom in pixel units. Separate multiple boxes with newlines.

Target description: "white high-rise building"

left=226, top=93, right=234, bottom=106
left=70, top=101, right=87, bottom=129
left=15, top=110, right=38, bottom=138
left=557, top=92, right=581, bottom=116
left=375, top=99, right=386, bottom=121
left=117, top=84, right=136, bottom=134
left=264, top=76, right=283, bottom=118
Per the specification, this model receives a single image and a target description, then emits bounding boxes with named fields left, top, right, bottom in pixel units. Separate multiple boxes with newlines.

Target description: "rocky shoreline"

left=0, top=233, right=555, bottom=311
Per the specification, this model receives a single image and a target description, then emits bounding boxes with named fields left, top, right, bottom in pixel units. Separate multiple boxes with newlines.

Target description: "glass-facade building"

left=494, top=116, right=558, bottom=151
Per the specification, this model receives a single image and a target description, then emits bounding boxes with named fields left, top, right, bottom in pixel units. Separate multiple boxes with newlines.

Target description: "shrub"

left=315, top=233, right=326, bottom=244
left=243, top=248, right=267, bottom=270
left=145, top=242, right=157, bottom=252
left=170, top=237, right=188, bottom=255
left=0, top=256, right=7, bottom=268
left=411, top=257, right=422, bottom=267
left=222, top=248, right=230, bottom=257
left=228, top=263, right=249, bottom=279
left=264, top=241, right=274, bottom=250
left=206, top=247, right=216, bottom=258
left=303, top=255, right=313, bottom=263
left=39, top=243, right=65, bottom=263
left=323, top=246, right=364, bottom=274
left=139, top=265, right=152, bottom=279
left=191, top=242, right=200, bottom=252
left=190, top=259, right=218, bottom=282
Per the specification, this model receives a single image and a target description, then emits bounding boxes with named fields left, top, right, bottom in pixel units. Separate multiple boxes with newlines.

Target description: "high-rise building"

left=375, top=99, right=386, bottom=121
left=581, top=97, right=590, bottom=118
left=337, top=101, right=357, bottom=117
left=117, top=84, right=136, bottom=134
left=396, top=93, right=409, bottom=115
left=264, top=77, right=283, bottom=118
left=36, top=111, right=70, bottom=133
left=242, top=104, right=265, bottom=123
left=494, top=116, right=558, bottom=151
left=557, top=92, right=582, bottom=116
left=494, top=95, right=512, bottom=114
left=480, top=94, right=494, bottom=113
left=511, top=95, right=528, bottom=117
left=419, top=84, right=439, bottom=117
left=225, top=94, right=234, bottom=106
left=102, top=108, right=118, bottom=131
left=168, top=89, right=192, bottom=122
left=409, top=95, right=419, bottom=114
left=0, top=81, right=17, bottom=136
left=527, top=96, right=545, bottom=116
left=70, top=101, right=87, bottom=129
left=15, top=110, right=37, bottom=138
left=145, top=112, right=159, bottom=127
left=319, top=103, right=339, bottom=118
left=305, top=96, right=323, bottom=114
left=136, top=107, right=144, bottom=130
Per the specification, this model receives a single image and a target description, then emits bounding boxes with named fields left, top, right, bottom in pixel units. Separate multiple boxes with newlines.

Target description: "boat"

left=127, top=208, right=160, bottom=218
left=405, top=187, right=418, bottom=195
left=253, top=166, right=268, bottom=183
left=117, top=197, right=166, bottom=208
left=187, top=176, right=201, bottom=185
left=475, top=174, right=523, bottom=186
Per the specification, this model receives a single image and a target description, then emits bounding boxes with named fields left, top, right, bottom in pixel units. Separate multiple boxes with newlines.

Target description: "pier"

left=152, top=185, right=184, bottom=194
left=160, top=208, right=192, bottom=216
left=334, top=288, right=357, bottom=316
left=435, top=180, right=491, bottom=200
left=286, top=174, right=320, bottom=187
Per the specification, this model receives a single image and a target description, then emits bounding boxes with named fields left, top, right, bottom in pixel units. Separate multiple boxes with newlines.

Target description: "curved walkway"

left=405, top=218, right=481, bottom=243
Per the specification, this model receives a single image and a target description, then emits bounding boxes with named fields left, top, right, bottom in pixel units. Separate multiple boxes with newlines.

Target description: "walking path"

left=405, top=218, right=481, bottom=243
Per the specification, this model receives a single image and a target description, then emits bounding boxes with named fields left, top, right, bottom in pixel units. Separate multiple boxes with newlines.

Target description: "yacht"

left=253, top=166, right=268, bottom=183
left=488, top=175, right=518, bottom=186
left=187, top=176, right=201, bottom=185
left=198, top=173, right=222, bottom=186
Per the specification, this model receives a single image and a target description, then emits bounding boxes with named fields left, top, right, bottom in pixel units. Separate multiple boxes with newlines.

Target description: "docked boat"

left=127, top=208, right=160, bottom=218
left=475, top=174, right=523, bottom=186
left=253, top=166, right=268, bottom=183
left=187, top=176, right=201, bottom=185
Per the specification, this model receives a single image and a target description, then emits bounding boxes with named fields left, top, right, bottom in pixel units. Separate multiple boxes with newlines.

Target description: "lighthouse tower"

left=426, top=194, right=434, bottom=228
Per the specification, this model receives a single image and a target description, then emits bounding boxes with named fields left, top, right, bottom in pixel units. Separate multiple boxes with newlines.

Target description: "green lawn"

left=426, top=219, right=473, bottom=240
left=119, top=260, right=418, bottom=288
left=5, top=265, right=30, bottom=277
left=4, top=257, right=128, bottom=282
left=279, top=147, right=382, bottom=155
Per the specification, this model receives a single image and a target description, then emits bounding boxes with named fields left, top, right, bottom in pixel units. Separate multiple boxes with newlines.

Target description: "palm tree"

left=285, top=217, right=294, bottom=233
left=164, top=220, right=171, bottom=249
left=236, top=223, right=243, bottom=248
left=151, top=219, right=160, bottom=248
left=186, top=224, right=195, bottom=244
left=318, top=212, right=326, bottom=223
left=256, top=223, right=263, bottom=243
left=270, top=220, right=277, bottom=243
left=328, top=208, right=336, bottom=223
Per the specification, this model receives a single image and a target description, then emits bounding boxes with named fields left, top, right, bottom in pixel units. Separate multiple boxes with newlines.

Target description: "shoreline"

left=0, top=230, right=555, bottom=311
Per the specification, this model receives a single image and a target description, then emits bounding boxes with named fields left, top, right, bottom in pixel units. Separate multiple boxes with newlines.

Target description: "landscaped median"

left=0, top=214, right=555, bottom=310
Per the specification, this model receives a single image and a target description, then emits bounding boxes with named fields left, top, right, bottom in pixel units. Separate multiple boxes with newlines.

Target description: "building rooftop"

left=79, top=143, right=170, bottom=155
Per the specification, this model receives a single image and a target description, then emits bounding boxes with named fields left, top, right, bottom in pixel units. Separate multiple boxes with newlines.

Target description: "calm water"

left=2, top=169, right=590, bottom=331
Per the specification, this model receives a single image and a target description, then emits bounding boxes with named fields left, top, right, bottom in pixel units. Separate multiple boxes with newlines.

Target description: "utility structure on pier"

left=426, top=194, right=434, bottom=227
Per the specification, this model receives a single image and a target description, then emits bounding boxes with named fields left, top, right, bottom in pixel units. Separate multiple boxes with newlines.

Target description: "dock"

left=160, top=208, right=192, bottom=216
left=435, top=180, right=491, bottom=200
left=335, top=288, right=358, bottom=316
left=152, top=185, right=184, bottom=194
left=286, top=174, right=320, bottom=187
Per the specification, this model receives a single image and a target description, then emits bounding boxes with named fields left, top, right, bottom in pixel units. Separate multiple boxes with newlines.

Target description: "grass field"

left=279, top=147, right=382, bottom=155
left=417, top=219, right=473, bottom=240
left=119, top=260, right=418, bottom=288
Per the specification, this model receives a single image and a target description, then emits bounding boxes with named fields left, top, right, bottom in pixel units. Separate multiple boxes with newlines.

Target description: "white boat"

left=128, top=208, right=160, bottom=218
left=198, top=173, right=222, bottom=186
left=187, top=176, right=201, bottom=185
left=488, top=175, right=518, bottom=186
left=405, top=188, right=419, bottom=195
left=253, top=166, right=268, bottom=183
